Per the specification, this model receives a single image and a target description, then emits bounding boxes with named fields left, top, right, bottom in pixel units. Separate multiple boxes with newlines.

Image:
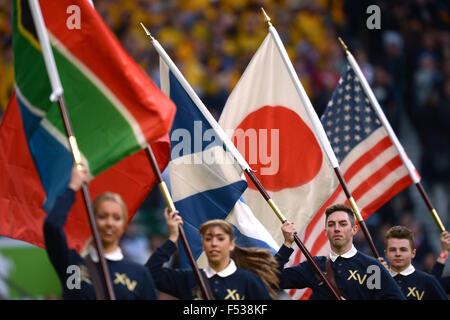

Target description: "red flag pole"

left=144, top=145, right=215, bottom=300
left=29, top=0, right=115, bottom=300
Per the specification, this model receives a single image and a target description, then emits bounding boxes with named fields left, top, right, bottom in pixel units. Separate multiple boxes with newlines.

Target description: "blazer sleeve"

left=274, top=244, right=294, bottom=271
left=246, top=274, right=272, bottom=300
left=145, top=239, right=196, bottom=299
left=427, top=275, right=448, bottom=300
left=43, top=188, right=77, bottom=277
left=138, top=267, right=158, bottom=300
left=430, top=261, right=445, bottom=281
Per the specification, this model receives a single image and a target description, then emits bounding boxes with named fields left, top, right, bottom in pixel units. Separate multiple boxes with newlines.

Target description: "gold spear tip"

left=261, top=7, right=272, bottom=27
left=338, top=37, right=350, bottom=54
left=139, top=22, right=154, bottom=40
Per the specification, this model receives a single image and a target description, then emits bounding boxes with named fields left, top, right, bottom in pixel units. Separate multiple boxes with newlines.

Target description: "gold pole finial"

left=261, top=7, right=272, bottom=27
left=338, top=37, right=350, bottom=55
left=140, top=22, right=155, bottom=41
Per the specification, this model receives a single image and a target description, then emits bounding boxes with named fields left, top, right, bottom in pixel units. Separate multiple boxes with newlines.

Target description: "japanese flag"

left=219, top=33, right=338, bottom=247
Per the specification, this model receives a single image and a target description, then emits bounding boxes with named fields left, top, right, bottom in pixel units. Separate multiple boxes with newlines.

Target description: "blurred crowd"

left=0, top=0, right=449, bottom=273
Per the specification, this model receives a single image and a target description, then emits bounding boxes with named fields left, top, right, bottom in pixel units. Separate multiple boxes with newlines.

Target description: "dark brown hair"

left=199, top=219, right=280, bottom=298
left=385, top=225, right=415, bottom=250
left=325, top=204, right=356, bottom=226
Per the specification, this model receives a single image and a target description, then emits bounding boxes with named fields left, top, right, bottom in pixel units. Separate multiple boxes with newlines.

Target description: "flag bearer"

left=43, top=164, right=157, bottom=299
left=146, top=209, right=278, bottom=299
left=380, top=226, right=447, bottom=300
left=277, top=204, right=405, bottom=300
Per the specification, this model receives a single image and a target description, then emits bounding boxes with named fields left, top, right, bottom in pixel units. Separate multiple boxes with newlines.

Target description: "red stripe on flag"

left=351, top=156, right=404, bottom=200
left=343, top=136, right=392, bottom=182
left=362, top=175, right=413, bottom=218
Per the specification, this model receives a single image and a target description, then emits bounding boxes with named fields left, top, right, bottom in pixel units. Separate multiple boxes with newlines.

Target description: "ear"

left=352, top=223, right=359, bottom=236
left=230, top=239, right=236, bottom=251
left=411, top=248, right=416, bottom=259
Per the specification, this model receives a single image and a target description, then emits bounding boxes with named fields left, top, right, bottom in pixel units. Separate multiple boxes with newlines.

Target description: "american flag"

left=286, top=65, right=414, bottom=300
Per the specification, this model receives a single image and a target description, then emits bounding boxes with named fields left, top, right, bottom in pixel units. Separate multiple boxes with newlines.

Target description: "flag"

left=159, top=57, right=278, bottom=268
left=0, top=0, right=175, bottom=250
left=219, top=33, right=339, bottom=249
left=286, top=64, right=415, bottom=299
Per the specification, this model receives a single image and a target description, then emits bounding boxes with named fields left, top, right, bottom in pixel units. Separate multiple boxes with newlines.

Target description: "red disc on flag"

left=233, top=106, right=323, bottom=191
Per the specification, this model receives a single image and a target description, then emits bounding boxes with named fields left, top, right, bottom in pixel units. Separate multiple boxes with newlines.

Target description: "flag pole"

left=262, top=8, right=380, bottom=259
left=339, top=38, right=445, bottom=233
left=140, top=22, right=341, bottom=300
left=29, top=0, right=115, bottom=299
left=144, top=145, right=215, bottom=300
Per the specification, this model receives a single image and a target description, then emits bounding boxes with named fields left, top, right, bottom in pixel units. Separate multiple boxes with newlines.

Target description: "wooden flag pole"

left=333, top=167, right=380, bottom=258
left=339, top=38, right=446, bottom=233
left=29, top=0, right=115, bottom=300
left=144, top=145, right=215, bottom=300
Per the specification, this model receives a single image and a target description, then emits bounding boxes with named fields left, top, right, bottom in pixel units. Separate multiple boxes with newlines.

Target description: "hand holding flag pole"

left=338, top=37, right=445, bottom=233
left=29, top=0, right=115, bottom=300
left=144, top=144, right=215, bottom=300
left=262, top=8, right=381, bottom=259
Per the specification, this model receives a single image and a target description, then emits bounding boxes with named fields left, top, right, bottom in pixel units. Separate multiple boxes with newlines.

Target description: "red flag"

left=1, top=0, right=175, bottom=250
left=0, top=93, right=170, bottom=251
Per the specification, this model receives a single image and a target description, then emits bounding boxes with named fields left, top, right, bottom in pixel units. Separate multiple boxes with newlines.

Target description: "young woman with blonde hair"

left=43, top=164, right=157, bottom=299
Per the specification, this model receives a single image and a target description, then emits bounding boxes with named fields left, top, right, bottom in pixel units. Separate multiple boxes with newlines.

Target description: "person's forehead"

left=386, top=237, right=411, bottom=248
left=203, top=226, right=226, bottom=236
left=327, top=210, right=351, bottom=222
left=97, top=200, right=122, bottom=213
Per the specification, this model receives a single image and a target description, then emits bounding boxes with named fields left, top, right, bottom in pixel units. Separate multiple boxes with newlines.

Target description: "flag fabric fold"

left=0, top=0, right=175, bottom=251
left=159, top=57, right=278, bottom=268
left=219, top=33, right=339, bottom=249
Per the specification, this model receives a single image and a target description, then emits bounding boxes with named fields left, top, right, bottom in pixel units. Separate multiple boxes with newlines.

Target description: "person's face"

left=95, top=200, right=126, bottom=248
left=202, top=226, right=235, bottom=268
left=385, top=238, right=416, bottom=272
left=325, top=211, right=357, bottom=251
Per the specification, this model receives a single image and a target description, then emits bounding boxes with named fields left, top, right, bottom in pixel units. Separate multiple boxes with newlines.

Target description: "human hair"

left=93, top=192, right=128, bottom=222
left=80, top=192, right=128, bottom=257
left=198, top=219, right=280, bottom=298
left=385, top=225, right=415, bottom=250
left=325, top=204, right=356, bottom=227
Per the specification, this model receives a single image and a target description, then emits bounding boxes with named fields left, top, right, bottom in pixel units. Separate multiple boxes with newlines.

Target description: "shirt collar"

left=204, top=259, right=237, bottom=278
left=390, top=264, right=415, bottom=277
left=87, top=246, right=124, bottom=262
left=329, top=244, right=358, bottom=262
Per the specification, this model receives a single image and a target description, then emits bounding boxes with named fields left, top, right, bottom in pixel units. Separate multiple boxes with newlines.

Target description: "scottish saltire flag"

left=159, top=58, right=278, bottom=268
left=286, top=64, right=415, bottom=299
left=0, top=0, right=175, bottom=250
